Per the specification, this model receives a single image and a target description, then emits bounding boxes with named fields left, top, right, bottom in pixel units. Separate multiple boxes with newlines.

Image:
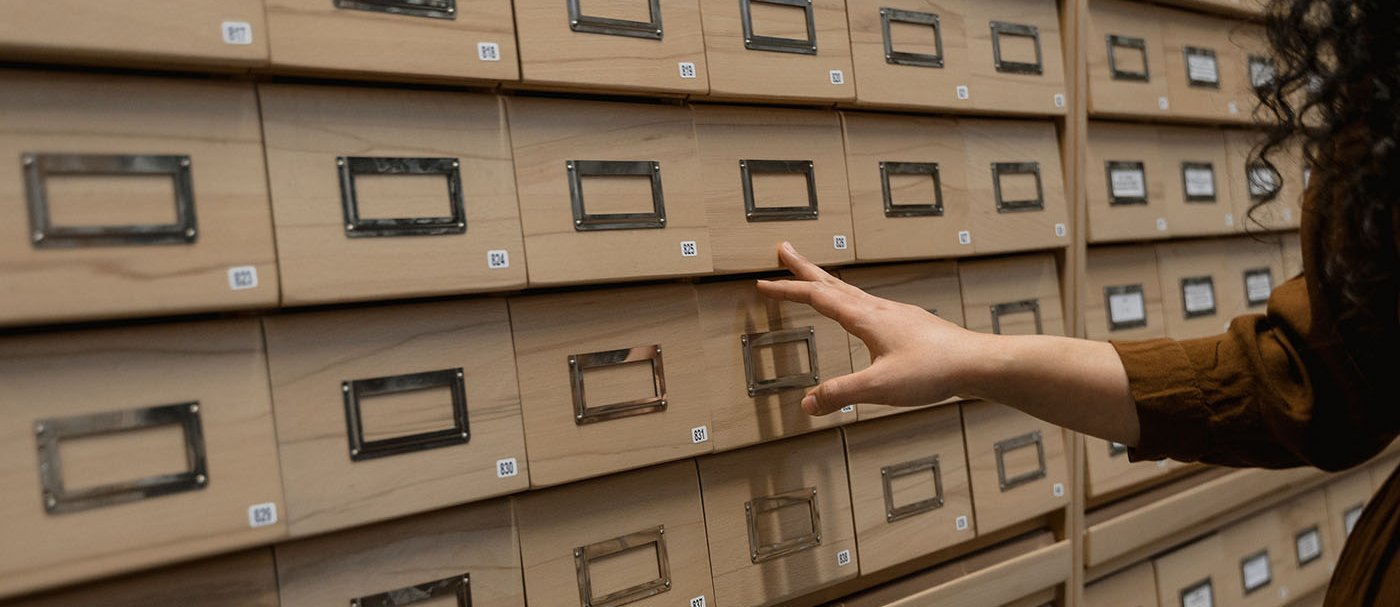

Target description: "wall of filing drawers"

left=0, top=0, right=1370, bottom=606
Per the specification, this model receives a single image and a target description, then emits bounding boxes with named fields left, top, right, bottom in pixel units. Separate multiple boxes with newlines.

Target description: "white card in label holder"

left=1183, top=165, right=1217, bottom=199
left=1182, top=277, right=1217, bottom=317
left=1110, top=166, right=1147, bottom=200
left=1108, top=289, right=1147, bottom=326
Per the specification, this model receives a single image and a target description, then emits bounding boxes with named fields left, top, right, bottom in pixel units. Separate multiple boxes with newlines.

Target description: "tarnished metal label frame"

left=569, top=345, right=668, bottom=425
left=741, top=0, right=818, bottom=55
left=350, top=573, right=472, bottom=607
left=1106, top=35, right=1149, bottom=81
left=1184, top=46, right=1220, bottom=88
left=881, top=455, right=945, bottom=524
left=991, top=162, right=1045, bottom=213
left=574, top=526, right=672, bottom=607
left=569, top=0, right=663, bottom=39
left=35, top=401, right=208, bottom=515
left=1239, top=549, right=1272, bottom=595
left=881, top=8, right=944, bottom=68
left=1244, top=267, right=1273, bottom=307
left=1295, top=525, right=1323, bottom=567
left=343, top=368, right=470, bottom=462
left=337, top=156, right=466, bottom=238
left=1180, top=579, right=1214, bottom=607
left=880, top=161, right=944, bottom=218
left=741, top=159, right=819, bottom=222
left=1181, top=161, right=1218, bottom=203
left=333, top=0, right=457, bottom=20
left=990, top=21, right=1043, bottom=75
left=1104, top=284, right=1149, bottom=332
left=994, top=430, right=1047, bottom=492
left=567, top=160, right=668, bottom=231
left=1108, top=441, right=1128, bottom=457
left=741, top=326, right=820, bottom=397
left=746, top=487, right=822, bottom=563
left=1106, top=160, right=1148, bottom=206
left=1180, top=275, right=1217, bottom=319
left=991, top=299, right=1044, bottom=335
left=22, top=153, right=198, bottom=248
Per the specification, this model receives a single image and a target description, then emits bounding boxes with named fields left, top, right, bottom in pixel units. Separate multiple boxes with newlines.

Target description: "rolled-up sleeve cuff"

left=1111, top=338, right=1213, bottom=463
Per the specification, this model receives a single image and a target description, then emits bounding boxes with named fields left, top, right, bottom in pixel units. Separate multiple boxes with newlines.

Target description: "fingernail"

left=782, top=241, right=796, bottom=254
left=801, top=394, right=818, bottom=415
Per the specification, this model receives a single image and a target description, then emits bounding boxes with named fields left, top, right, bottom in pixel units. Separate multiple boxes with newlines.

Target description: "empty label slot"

left=351, top=173, right=454, bottom=221
left=580, top=174, right=659, bottom=216
left=580, top=358, right=658, bottom=407
left=887, top=172, right=939, bottom=206
left=889, top=20, right=940, bottom=56
left=998, top=171, right=1041, bottom=202
left=995, top=307, right=1042, bottom=336
left=44, top=173, right=179, bottom=228
left=358, top=383, right=459, bottom=443
left=999, top=440, right=1043, bottom=484
left=756, top=498, right=816, bottom=547
left=58, top=423, right=188, bottom=492
left=749, top=2, right=810, bottom=40
left=575, top=0, right=655, bottom=25
left=889, top=466, right=939, bottom=510
left=997, top=34, right=1040, bottom=67
left=1115, top=46, right=1147, bottom=75
left=751, top=340, right=813, bottom=382
left=587, top=542, right=663, bottom=600
left=750, top=171, right=812, bottom=209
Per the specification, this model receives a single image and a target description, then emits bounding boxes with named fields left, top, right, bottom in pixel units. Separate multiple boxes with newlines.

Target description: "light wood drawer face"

left=844, top=406, right=974, bottom=573
left=1221, top=237, right=1284, bottom=321
left=1153, top=238, right=1237, bottom=340
left=1162, top=10, right=1247, bottom=123
left=1273, top=490, right=1334, bottom=599
left=1087, top=122, right=1171, bottom=242
left=696, top=279, right=855, bottom=451
left=507, top=97, right=712, bottom=286
left=263, top=299, right=528, bottom=537
left=960, top=119, right=1069, bottom=254
left=959, top=253, right=1066, bottom=338
left=0, top=319, right=284, bottom=599
left=275, top=498, right=523, bottom=607
left=698, top=431, right=857, bottom=606
left=841, top=112, right=973, bottom=261
left=961, top=401, right=1069, bottom=534
left=1084, top=435, right=1180, bottom=500
left=0, top=71, right=277, bottom=326
left=510, top=284, right=712, bottom=487
left=1085, top=244, right=1166, bottom=342
left=698, top=0, right=855, bottom=101
left=1087, top=0, right=1170, bottom=118
left=846, top=0, right=970, bottom=110
left=264, top=0, right=519, bottom=81
left=693, top=106, right=853, bottom=272
left=1324, top=471, right=1373, bottom=558
left=963, top=0, right=1067, bottom=115
left=1085, top=561, right=1159, bottom=607
left=1280, top=232, right=1303, bottom=279
left=1219, top=509, right=1290, bottom=607
left=1224, top=130, right=1303, bottom=232
left=0, top=2, right=268, bottom=67
left=515, top=0, right=709, bottom=94
left=1157, top=126, right=1234, bottom=237
left=1153, top=534, right=1227, bottom=607
left=260, top=85, right=525, bottom=305
left=517, top=461, right=714, bottom=607
left=1, top=548, right=278, bottom=607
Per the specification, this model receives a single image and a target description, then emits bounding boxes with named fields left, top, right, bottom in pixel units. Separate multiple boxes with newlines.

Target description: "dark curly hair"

left=1252, top=0, right=1400, bottom=347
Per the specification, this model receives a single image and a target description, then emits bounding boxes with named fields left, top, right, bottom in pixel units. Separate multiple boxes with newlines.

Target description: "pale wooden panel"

left=847, top=0, right=971, bottom=110
left=1084, top=561, right=1159, bottom=607
left=1084, top=435, right=1184, bottom=501
left=1224, top=130, right=1303, bottom=232
left=1086, top=0, right=1171, bottom=118
left=1273, top=490, right=1336, bottom=601
left=1279, top=232, right=1303, bottom=279
left=1153, top=238, right=1238, bottom=340
left=1221, top=236, right=1286, bottom=321
left=1161, top=8, right=1249, bottom=123
left=1152, top=534, right=1229, bottom=607
left=1086, top=122, right=1170, bottom=242
left=960, top=119, right=1070, bottom=255
left=963, top=0, right=1068, bottom=116
left=1084, top=244, right=1167, bottom=343
left=1, top=549, right=278, bottom=607
left=961, top=401, right=1070, bottom=535
left=1158, top=126, right=1236, bottom=237
left=698, top=0, right=855, bottom=101
left=837, top=534, right=1069, bottom=607
left=1323, top=471, right=1373, bottom=562
left=1218, top=508, right=1293, bottom=607
left=959, top=254, right=1066, bottom=337
left=0, top=1, right=267, bottom=67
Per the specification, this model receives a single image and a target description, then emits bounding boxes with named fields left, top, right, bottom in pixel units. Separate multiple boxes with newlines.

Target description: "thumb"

left=800, top=368, right=885, bottom=416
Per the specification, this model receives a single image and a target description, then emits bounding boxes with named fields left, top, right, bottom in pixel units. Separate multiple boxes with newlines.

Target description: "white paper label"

left=1110, top=167, right=1147, bottom=199
left=1054, top=93, right=1065, bottom=108
left=1182, top=582, right=1214, bottom=607
left=477, top=42, right=501, bottom=61
left=955, top=515, right=969, bottom=531
left=1188, top=54, right=1219, bottom=84
left=956, top=85, right=970, bottom=100
left=496, top=458, right=519, bottom=478
left=833, top=234, right=848, bottom=250
left=1225, top=213, right=1235, bottom=227
left=1249, top=167, right=1278, bottom=196
left=487, top=249, right=510, bottom=269
left=1242, top=553, right=1272, bottom=592
left=1284, top=208, right=1294, bottom=221
left=1183, top=281, right=1216, bottom=314
left=1110, top=441, right=1127, bottom=452
left=1184, top=167, right=1216, bottom=198
left=1296, top=529, right=1322, bottom=563
left=1250, top=60, right=1276, bottom=88
left=1246, top=271, right=1273, bottom=303
left=228, top=266, right=258, bottom=290
left=829, top=70, right=846, bottom=85
left=1054, top=223, right=1067, bottom=238
left=222, top=21, right=253, bottom=45
left=840, top=405, right=855, bottom=414
left=690, top=596, right=707, bottom=607
left=248, top=502, right=278, bottom=528
left=1156, top=217, right=1169, bottom=232
left=1109, top=291, right=1147, bottom=325
left=958, top=230, right=972, bottom=245
left=691, top=425, right=709, bottom=444
left=836, top=550, right=852, bottom=567
left=1345, top=506, right=1363, bottom=536
left=1158, top=96, right=1170, bottom=111
left=679, top=62, right=697, bottom=79
left=680, top=240, right=699, bottom=257
left=1052, top=483, right=1065, bottom=498
left=1228, top=101, right=1240, bottom=114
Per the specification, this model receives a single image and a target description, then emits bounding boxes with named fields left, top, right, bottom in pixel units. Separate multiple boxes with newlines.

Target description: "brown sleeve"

left=1111, top=276, right=1392, bottom=470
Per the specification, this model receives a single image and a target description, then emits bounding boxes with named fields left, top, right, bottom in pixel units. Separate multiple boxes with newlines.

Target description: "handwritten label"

left=1184, top=167, right=1216, bottom=198
left=1109, top=291, right=1146, bottom=325
left=1110, top=167, right=1146, bottom=199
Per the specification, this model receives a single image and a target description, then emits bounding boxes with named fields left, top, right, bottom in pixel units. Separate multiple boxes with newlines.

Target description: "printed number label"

left=680, top=240, right=699, bottom=257
left=248, top=502, right=278, bottom=528
left=1055, top=223, right=1067, bottom=238
left=958, top=230, right=972, bottom=245
left=1225, top=213, right=1236, bottom=227
left=1156, top=217, right=1169, bottom=232
left=228, top=266, right=258, bottom=291
left=690, top=597, right=708, bottom=607
left=679, top=62, right=697, bottom=79
left=478, top=42, right=501, bottom=61
left=222, top=21, right=253, bottom=45
left=1158, top=96, right=1170, bottom=111
left=1345, top=506, right=1363, bottom=536
left=691, top=426, right=710, bottom=444
left=496, top=458, right=519, bottom=479
left=1228, top=101, right=1240, bottom=114
left=956, top=85, right=970, bottom=100
left=829, top=70, right=845, bottom=85
left=1052, top=483, right=1065, bottom=498
left=833, top=235, right=848, bottom=250
left=955, top=515, right=969, bottom=531
left=1054, top=93, right=1065, bottom=108
left=487, top=249, right=510, bottom=269
left=840, top=405, right=855, bottom=414
left=836, top=550, right=852, bottom=567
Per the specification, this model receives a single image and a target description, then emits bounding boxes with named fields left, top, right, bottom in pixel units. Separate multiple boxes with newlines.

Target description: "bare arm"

left=757, top=242, right=1141, bottom=447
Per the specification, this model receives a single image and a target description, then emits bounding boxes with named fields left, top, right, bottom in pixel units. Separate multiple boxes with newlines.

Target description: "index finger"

left=756, top=278, right=864, bottom=328
left=778, top=242, right=838, bottom=284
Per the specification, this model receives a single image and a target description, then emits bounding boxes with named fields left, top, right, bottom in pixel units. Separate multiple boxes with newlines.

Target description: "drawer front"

left=0, top=71, right=277, bottom=326
left=1085, top=561, right=1160, bottom=607
left=1162, top=10, right=1246, bottom=123
left=1221, top=237, right=1285, bottom=320
left=515, top=0, right=709, bottom=94
left=1084, top=435, right=1176, bottom=499
left=841, top=261, right=965, bottom=420
left=0, top=2, right=267, bottom=67
left=1, top=548, right=278, bottom=607
left=1158, top=126, right=1235, bottom=237
left=1154, top=239, right=1236, bottom=340
left=693, top=106, right=854, bottom=272
left=1274, top=490, right=1335, bottom=598
left=510, top=284, right=713, bottom=487
left=517, top=461, right=715, bottom=607
left=1153, top=534, right=1228, bottom=607
left=1219, top=510, right=1291, bottom=607
left=959, top=253, right=1066, bottom=338
left=264, top=0, right=518, bottom=81
left=263, top=299, right=528, bottom=537
left=698, top=430, right=858, bottom=606
left=1087, top=122, right=1171, bottom=242
left=698, top=0, right=855, bottom=101
left=696, top=279, right=856, bottom=452
left=841, top=112, right=973, bottom=262
left=0, top=318, right=284, bottom=599
left=260, top=85, right=526, bottom=305
left=1087, top=0, right=1171, bottom=118
left=960, top=401, right=1069, bottom=534
left=960, top=119, right=1070, bottom=254
left=963, top=0, right=1068, bottom=115
left=1280, top=232, right=1303, bottom=279
left=1324, top=471, right=1373, bottom=554
left=1085, top=245, right=1167, bottom=342
left=275, top=498, right=523, bottom=607
left=1224, top=130, right=1303, bottom=232
left=846, top=0, right=971, bottom=110
left=507, top=97, right=712, bottom=286
left=844, top=406, right=974, bottom=573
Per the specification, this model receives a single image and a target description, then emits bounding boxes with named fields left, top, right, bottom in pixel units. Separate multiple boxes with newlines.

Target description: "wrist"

left=951, top=331, right=1013, bottom=401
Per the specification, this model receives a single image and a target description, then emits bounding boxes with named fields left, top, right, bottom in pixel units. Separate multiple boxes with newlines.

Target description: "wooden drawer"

left=0, top=319, right=284, bottom=599
left=1224, top=130, right=1303, bottom=232
left=1219, top=509, right=1291, bottom=607
left=1085, top=245, right=1167, bottom=342
left=1158, top=126, right=1235, bottom=237
left=1221, top=236, right=1285, bottom=320
left=835, top=531, right=1065, bottom=607
left=510, top=284, right=712, bottom=487
left=696, top=279, right=856, bottom=452
left=1371, top=455, right=1400, bottom=493
left=0, top=71, right=277, bottom=326
left=516, top=461, right=715, bottom=607
left=697, top=0, right=855, bottom=102
left=259, top=84, right=525, bottom=305
left=960, top=119, right=1070, bottom=254
left=698, top=430, right=858, bottom=606
left=1280, top=232, right=1303, bottom=279
left=1153, top=533, right=1229, bottom=607
left=1324, top=471, right=1373, bottom=550
left=961, top=401, right=1069, bottom=534
left=959, top=253, right=1066, bottom=337
left=1085, top=561, right=1159, bottom=607
left=275, top=498, right=523, bottom=607
left=844, top=406, right=975, bottom=574
left=0, top=548, right=278, bottom=607
left=507, top=97, right=713, bottom=286
left=840, top=261, right=965, bottom=420
left=963, top=0, right=1068, bottom=116
left=694, top=106, right=854, bottom=272
left=1085, top=436, right=1180, bottom=500
left=1087, top=122, right=1170, bottom=242
left=0, top=2, right=267, bottom=68
left=265, top=0, right=518, bottom=81
left=515, top=0, right=708, bottom=94
left=846, top=0, right=970, bottom=111
left=1162, top=10, right=1247, bottom=123
left=1274, top=490, right=1336, bottom=600
left=1087, top=0, right=1170, bottom=118
left=1229, top=25, right=1271, bottom=117
left=841, top=112, right=974, bottom=261
left=1154, top=238, right=1236, bottom=340
left=263, top=299, right=529, bottom=537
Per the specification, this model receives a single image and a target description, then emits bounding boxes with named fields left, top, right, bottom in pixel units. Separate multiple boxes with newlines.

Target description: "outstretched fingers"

left=801, top=368, right=887, bottom=415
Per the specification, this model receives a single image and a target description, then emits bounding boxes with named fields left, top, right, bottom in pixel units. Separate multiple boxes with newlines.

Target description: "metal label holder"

left=35, top=402, right=208, bottom=515
left=741, top=326, right=820, bottom=397
left=1180, top=579, right=1214, bottom=607
left=992, top=162, right=1045, bottom=213
left=1106, top=35, right=1150, bottom=81
left=574, top=526, right=672, bottom=607
left=350, top=574, right=472, bottom=607
left=991, top=299, right=1044, bottom=335
left=881, top=455, right=944, bottom=524
left=1181, top=161, right=1218, bottom=203
left=1184, top=46, right=1220, bottom=88
left=990, top=21, right=1043, bottom=75
left=880, top=161, right=944, bottom=218
left=741, top=0, right=818, bottom=55
left=569, top=345, right=668, bottom=425
left=881, top=8, right=944, bottom=67
left=23, top=153, right=198, bottom=249
left=1240, top=549, right=1272, bottom=595
left=343, top=368, right=470, bottom=462
left=741, top=159, right=819, bottom=222
left=1296, top=526, right=1323, bottom=566
left=567, top=160, right=668, bottom=231
left=337, top=156, right=466, bottom=238
left=746, top=487, right=822, bottom=563
left=1181, top=276, right=1217, bottom=319
left=1108, top=441, right=1128, bottom=457
left=333, top=0, right=457, bottom=20
left=1244, top=268, right=1273, bottom=307
left=568, top=0, right=663, bottom=39
left=1106, top=160, right=1148, bottom=206
left=994, top=430, right=1047, bottom=492
left=1104, top=284, right=1148, bottom=331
